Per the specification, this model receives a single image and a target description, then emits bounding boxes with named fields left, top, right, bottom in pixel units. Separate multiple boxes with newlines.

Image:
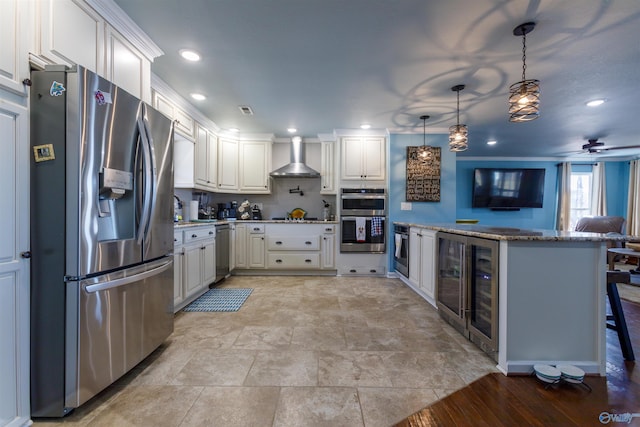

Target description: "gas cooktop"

left=271, top=217, right=319, bottom=221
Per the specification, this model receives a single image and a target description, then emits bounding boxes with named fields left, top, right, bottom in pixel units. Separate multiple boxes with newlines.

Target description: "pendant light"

left=418, top=115, right=433, bottom=162
left=449, top=84, right=468, bottom=152
left=509, top=22, right=540, bottom=122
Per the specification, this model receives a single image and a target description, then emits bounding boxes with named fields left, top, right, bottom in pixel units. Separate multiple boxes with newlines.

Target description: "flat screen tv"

left=472, top=168, right=545, bottom=209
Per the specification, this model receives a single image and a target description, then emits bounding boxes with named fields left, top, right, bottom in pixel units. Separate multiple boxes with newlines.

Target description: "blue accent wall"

left=389, top=134, right=457, bottom=224
left=604, top=161, right=629, bottom=217
left=455, top=160, right=559, bottom=228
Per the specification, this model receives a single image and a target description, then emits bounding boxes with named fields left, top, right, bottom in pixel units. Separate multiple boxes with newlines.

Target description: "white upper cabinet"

left=0, top=0, right=29, bottom=95
left=152, top=91, right=195, bottom=140
left=194, top=124, right=217, bottom=191
left=217, top=137, right=239, bottom=192
left=340, top=136, right=386, bottom=181
left=320, top=140, right=335, bottom=194
left=173, top=134, right=195, bottom=188
left=36, top=0, right=104, bottom=74
left=104, top=26, right=151, bottom=102
left=239, top=140, right=271, bottom=193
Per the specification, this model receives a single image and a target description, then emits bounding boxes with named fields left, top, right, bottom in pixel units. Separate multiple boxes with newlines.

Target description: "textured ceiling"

left=113, top=0, right=640, bottom=159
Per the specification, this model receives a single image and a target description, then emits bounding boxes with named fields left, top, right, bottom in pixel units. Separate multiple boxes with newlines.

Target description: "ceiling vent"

left=238, top=105, right=254, bottom=115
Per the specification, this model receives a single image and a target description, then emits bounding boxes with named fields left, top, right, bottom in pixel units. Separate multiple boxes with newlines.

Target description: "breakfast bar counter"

left=395, top=222, right=627, bottom=376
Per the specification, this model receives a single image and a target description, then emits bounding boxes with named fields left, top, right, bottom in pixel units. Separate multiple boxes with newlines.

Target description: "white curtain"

left=556, top=162, right=571, bottom=230
left=627, top=160, right=640, bottom=236
left=590, top=162, right=607, bottom=216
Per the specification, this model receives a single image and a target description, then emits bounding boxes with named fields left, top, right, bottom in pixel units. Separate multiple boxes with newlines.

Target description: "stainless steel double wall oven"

left=340, top=188, right=387, bottom=253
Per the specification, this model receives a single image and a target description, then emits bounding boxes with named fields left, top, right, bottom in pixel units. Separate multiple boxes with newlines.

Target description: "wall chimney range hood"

left=270, top=136, right=320, bottom=178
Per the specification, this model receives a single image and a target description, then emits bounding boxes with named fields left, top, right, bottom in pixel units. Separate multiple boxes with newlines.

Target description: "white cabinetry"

left=340, top=136, right=386, bottom=181
left=239, top=140, right=271, bottom=193
left=104, top=25, right=151, bottom=102
left=152, top=91, right=195, bottom=140
left=0, top=97, right=29, bottom=427
left=234, top=223, right=248, bottom=268
left=320, top=141, right=336, bottom=194
left=409, top=227, right=436, bottom=302
left=173, top=230, right=184, bottom=309
left=248, top=224, right=266, bottom=268
left=0, top=0, right=28, bottom=95
left=321, top=224, right=336, bottom=269
left=217, top=137, right=239, bottom=192
left=174, top=226, right=215, bottom=312
left=174, top=135, right=195, bottom=188
left=194, top=124, right=217, bottom=191
left=36, top=0, right=104, bottom=74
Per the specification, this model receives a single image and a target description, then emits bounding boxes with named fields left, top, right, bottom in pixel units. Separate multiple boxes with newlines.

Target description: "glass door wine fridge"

left=436, top=232, right=499, bottom=360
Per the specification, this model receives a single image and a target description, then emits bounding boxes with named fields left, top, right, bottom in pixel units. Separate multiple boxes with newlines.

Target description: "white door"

left=0, top=100, right=30, bottom=426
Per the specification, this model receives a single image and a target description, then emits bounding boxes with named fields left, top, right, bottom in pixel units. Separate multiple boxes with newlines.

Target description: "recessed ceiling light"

left=190, top=93, right=206, bottom=101
left=360, top=124, right=371, bottom=129
left=287, top=128, right=297, bottom=133
left=487, top=140, right=497, bottom=145
left=586, top=99, right=605, bottom=107
left=179, top=49, right=201, bottom=62
left=228, top=128, right=239, bottom=133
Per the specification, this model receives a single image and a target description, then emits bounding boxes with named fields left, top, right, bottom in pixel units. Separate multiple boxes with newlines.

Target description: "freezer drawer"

left=65, top=259, right=174, bottom=408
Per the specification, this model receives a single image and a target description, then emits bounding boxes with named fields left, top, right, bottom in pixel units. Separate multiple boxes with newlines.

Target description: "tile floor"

left=33, top=275, right=498, bottom=427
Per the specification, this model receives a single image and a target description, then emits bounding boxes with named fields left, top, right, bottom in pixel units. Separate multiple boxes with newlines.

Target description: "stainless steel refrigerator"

left=29, top=65, right=174, bottom=417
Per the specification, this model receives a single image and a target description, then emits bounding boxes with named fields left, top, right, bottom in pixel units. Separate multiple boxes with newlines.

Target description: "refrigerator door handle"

left=136, top=108, right=154, bottom=244
left=83, top=259, right=173, bottom=293
left=142, top=104, right=158, bottom=240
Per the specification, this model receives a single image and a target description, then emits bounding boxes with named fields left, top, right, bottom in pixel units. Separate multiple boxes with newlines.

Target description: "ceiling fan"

left=580, top=138, right=640, bottom=154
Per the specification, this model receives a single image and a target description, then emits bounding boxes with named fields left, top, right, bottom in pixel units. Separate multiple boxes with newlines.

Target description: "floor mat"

left=182, top=288, right=253, bottom=312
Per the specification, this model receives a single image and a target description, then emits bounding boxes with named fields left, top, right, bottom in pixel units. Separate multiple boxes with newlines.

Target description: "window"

left=569, top=171, right=592, bottom=230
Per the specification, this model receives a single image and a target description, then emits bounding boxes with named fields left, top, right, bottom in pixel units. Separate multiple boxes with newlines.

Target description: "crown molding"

left=85, top=0, right=163, bottom=60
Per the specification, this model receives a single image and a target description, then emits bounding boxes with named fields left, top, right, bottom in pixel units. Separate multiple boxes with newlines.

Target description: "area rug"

left=182, top=288, right=253, bottom=312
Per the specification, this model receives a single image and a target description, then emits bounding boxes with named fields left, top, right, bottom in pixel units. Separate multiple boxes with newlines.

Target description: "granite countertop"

left=175, top=219, right=338, bottom=229
left=394, top=222, right=631, bottom=242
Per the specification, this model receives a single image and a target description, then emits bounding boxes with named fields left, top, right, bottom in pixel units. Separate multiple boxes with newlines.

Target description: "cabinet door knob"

left=209, top=231, right=214, bottom=235
left=21, top=251, right=31, bottom=259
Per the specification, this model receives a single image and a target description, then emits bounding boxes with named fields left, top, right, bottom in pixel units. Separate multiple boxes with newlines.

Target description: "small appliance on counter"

left=251, top=204, right=262, bottom=220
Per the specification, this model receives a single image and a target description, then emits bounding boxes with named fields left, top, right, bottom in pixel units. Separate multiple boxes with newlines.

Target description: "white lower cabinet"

left=233, top=223, right=337, bottom=271
left=409, top=227, right=436, bottom=301
left=174, top=226, right=216, bottom=312
left=248, top=224, right=266, bottom=268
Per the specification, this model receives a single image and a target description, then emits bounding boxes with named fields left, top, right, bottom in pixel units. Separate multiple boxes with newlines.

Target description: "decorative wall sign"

left=406, top=146, right=441, bottom=202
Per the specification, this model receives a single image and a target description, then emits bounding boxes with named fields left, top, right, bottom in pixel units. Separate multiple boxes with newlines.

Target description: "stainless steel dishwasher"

left=215, top=224, right=230, bottom=283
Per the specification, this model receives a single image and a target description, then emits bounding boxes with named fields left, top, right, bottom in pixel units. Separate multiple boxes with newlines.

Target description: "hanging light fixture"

left=509, top=22, right=540, bottom=122
left=417, top=115, right=433, bottom=162
left=449, top=84, right=468, bottom=152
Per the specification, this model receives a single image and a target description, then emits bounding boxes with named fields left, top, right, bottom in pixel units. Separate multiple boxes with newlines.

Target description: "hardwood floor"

left=395, top=299, right=640, bottom=426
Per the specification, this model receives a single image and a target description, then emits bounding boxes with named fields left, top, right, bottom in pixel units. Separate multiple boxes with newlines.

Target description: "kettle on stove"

left=251, top=204, right=262, bottom=220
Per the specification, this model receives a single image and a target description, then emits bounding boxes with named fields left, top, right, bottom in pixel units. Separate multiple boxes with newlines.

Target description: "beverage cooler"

left=436, top=232, right=499, bottom=360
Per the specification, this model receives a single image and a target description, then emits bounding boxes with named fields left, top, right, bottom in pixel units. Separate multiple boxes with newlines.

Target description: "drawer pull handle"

left=253, top=227, right=260, bottom=231
left=325, top=228, right=332, bottom=232
left=276, top=259, right=282, bottom=263
left=350, top=269, right=357, bottom=273
left=305, top=241, right=312, bottom=245
left=276, top=241, right=283, bottom=245
left=370, top=269, right=377, bottom=273
left=305, top=259, right=311, bottom=263
left=209, top=231, right=214, bottom=235
left=192, top=234, right=198, bottom=238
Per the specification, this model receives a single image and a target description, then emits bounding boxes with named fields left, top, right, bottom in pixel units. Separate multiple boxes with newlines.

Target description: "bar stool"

left=606, top=270, right=635, bottom=361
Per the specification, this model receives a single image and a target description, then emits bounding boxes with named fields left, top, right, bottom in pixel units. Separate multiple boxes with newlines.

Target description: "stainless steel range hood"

left=270, top=136, right=320, bottom=178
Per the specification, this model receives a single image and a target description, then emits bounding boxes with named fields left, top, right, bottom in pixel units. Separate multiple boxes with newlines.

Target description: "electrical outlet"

left=401, top=202, right=412, bottom=211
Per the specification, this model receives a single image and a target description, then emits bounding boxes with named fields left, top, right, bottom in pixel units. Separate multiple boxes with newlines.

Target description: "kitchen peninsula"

left=395, top=222, right=628, bottom=376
